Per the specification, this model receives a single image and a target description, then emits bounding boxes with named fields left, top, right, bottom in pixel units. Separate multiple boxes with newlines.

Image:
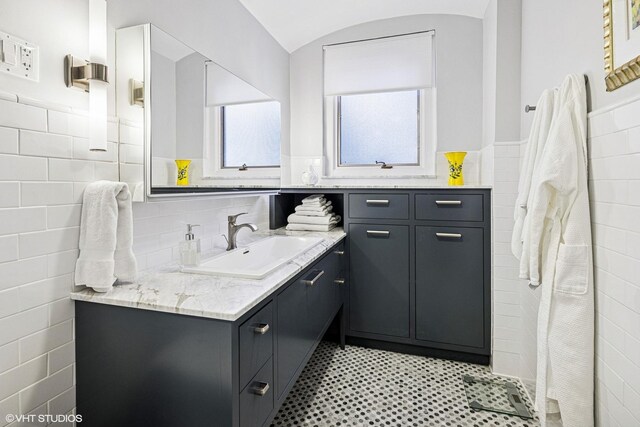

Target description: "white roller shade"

left=206, top=62, right=272, bottom=106
left=323, top=31, right=434, bottom=96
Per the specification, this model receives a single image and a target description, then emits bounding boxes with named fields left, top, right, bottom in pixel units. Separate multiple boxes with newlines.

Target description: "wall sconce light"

left=64, top=0, right=108, bottom=152
left=129, top=79, right=144, bottom=106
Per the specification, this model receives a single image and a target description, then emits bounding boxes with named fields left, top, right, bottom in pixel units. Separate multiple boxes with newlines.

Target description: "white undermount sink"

left=181, top=236, right=324, bottom=279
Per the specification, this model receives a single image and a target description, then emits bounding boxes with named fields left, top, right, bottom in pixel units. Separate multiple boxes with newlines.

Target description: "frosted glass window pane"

left=222, top=101, right=281, bottom=167
left=339, top=90, right=419, bottom=165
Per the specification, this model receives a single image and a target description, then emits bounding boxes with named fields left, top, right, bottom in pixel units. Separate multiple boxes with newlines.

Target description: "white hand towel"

left=286, top=223, right=336, bottom=232
left=75, top=181, right=138, bottom=292
left=297, top=200, right=332, bottom=209
left=287, top=214, right=341, bottom=225
left=301, top=194, right=325, bottom=204
left=294, top=205, right=334, bottom=216
left=302, top=197, right=327, bottom=206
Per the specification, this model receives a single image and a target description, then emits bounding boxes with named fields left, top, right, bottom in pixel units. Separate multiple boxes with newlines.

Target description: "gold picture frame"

left=604, top=0, right=640, bottom=91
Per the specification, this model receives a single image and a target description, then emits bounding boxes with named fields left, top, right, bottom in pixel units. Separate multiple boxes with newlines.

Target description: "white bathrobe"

left=512, top=88, right=556, bottom=270
left=526, top=74, right=594, bottom=427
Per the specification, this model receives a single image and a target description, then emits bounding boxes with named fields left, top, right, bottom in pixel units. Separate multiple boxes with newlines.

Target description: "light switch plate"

left=0, top=31, right=39, bottom=82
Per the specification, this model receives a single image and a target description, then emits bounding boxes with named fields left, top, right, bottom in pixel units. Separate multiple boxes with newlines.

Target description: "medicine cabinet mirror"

left=115, top=24, right=281, bottom=201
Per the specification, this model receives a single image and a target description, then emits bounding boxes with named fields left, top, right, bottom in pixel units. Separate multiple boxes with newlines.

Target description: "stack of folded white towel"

left=286, top=194, right=341, bottom=232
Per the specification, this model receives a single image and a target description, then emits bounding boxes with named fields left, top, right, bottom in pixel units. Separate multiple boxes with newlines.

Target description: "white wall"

left=288, top=14, right=483, bottom=185
left=0, top=0, right=89, bottom=111
left=518, top=1, right=640, bottom=425
left=150, top=51, right=177, bottom=159
left=482, top=0, right=497, bottom=148
left=482, top=0, right=521, bottom=147
left=520, top=0, right=640, bottom=139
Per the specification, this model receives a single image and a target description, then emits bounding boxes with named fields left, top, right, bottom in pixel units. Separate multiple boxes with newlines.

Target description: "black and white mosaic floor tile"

left=271, top=342, right=540, bottom=427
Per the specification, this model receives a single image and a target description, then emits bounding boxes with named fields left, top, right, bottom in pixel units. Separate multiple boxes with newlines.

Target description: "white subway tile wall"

left=587, top=97, right=640, bottom=427
left=131, top=195, right=270, bottom=272
left=483, top=142, right=525, bottom=378
left=0, top=93, right=271, bottom=426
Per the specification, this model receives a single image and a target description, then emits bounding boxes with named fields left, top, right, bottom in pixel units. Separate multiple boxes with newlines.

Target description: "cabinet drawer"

left=349, top=193, right=409, bottom=220
left=240, top=358, right=274, bottom=427
left=239, top=302, right=273, bottom=390
left=415, top=194, right=483, bottom=222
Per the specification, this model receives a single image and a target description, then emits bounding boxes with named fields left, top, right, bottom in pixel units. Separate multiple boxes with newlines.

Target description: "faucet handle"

left=228, top=212, right=248, bottom=223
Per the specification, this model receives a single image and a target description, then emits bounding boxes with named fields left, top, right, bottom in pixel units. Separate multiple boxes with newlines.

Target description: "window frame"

left=336, top=89, right=422, bottom=168
left=219, top=104, right=281, bottom=169
left=202, top=102, right=281, bottom=180
left=323, top=88, right=437, bottom=178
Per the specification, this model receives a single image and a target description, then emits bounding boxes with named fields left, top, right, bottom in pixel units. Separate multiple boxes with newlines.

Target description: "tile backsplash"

left=132, top=195, right=270, bottom=271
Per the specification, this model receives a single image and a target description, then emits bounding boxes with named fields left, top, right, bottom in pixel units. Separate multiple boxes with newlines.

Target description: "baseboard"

left=344, top=336, right=491, bottom=365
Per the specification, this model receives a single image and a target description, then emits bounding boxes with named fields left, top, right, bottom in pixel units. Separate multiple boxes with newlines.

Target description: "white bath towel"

left=287, top=214, right=341, bottom=225
left=286, top=223, right=336, bottom=232
left=294, top=205, right=334, bottom=216
left=75, top=181, right=138, bottom=292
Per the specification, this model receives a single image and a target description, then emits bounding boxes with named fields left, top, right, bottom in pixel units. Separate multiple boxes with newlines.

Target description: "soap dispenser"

left=180, top=224, right=201, bottom=266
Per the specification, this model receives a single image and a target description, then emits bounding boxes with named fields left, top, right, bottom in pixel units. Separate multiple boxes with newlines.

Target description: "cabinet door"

left=276, top=279, right=310, bottom=398
left=349, top=224, right=410, bottom=338
left=415, top=226, right=485, bottom=348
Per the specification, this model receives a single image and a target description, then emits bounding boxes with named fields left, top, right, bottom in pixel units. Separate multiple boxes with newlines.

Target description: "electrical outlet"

left=0, top=31, right=39, bottom=82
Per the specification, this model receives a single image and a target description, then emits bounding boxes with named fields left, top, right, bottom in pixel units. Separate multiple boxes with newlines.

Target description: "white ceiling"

left=238, top=0, right=491, bottom=52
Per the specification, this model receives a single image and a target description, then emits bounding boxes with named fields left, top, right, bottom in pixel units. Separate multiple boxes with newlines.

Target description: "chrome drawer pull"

left=366, top=199, right=390, bottom=206
left=436, top=233, right=463, bottom=239
left=302, top=269, right=324, bottom=286
left=334, top=250, right=345, bottom=255
left=367, top=230, right=390, bottom=237
left=435, top=200, right=462, bottom=206
left=252, top=323, right=270, bottom=335
left=334, top=278, right=346, bottom=285
left=249, top=382, right=270, bottom=396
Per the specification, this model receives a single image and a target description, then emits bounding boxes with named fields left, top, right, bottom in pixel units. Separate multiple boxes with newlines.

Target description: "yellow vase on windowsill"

left=445, top=152, right=467, bottom=186
left=175, top=159, right=191, bottom=186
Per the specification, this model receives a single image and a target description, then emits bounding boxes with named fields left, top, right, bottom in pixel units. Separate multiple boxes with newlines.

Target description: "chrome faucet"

left=226, top=213, right=258, bottom=251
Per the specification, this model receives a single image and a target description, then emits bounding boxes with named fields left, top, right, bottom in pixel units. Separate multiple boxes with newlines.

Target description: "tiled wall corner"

left=487, top=142, right=524, bottom=378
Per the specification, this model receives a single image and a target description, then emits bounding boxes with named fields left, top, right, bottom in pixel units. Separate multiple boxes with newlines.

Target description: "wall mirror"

left=115, top=24, right=281, bottom=200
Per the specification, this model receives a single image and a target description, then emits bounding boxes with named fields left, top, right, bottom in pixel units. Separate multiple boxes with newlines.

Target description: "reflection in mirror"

left=115, top=24, right=282, bottom=197
left=203, top=61, right=281, bottom=180
left=149, top=25, right=208, bottom=189
left=115, top=25, right=146, bottom=202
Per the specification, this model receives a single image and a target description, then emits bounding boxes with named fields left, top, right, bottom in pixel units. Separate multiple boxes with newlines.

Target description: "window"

left=221, top=101, right=281, bottom=168
left=323, top=31, right=436, bottom=177
left=338, top=90, right=419, bottom=166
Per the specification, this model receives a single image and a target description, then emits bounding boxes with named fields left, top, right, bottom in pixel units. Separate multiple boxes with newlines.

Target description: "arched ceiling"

left=238, top=0, right=491, bottom=52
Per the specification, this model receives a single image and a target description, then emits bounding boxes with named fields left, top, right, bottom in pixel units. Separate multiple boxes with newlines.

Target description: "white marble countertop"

left=282, top=185, right=492, bottom=189
left=70, top=228, right=346, bottom=322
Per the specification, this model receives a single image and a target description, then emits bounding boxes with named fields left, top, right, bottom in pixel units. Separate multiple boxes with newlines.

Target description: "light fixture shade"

left=89, top=0, right=107, bottom=152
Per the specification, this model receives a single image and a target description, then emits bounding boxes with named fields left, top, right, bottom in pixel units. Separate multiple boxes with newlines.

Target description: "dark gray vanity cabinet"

left=348, top=223, right=410, bottom=338
left=274, top=188, right=491, bottom=363
left=277, top=248, right=343, bottom=397
left=75, top=240, right=345, bottom=427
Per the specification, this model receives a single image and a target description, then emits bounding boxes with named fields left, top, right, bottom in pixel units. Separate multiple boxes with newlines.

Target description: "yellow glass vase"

left=445, top=152, right=467, bottom=186
left=175, top=159, right=191, bottom=186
